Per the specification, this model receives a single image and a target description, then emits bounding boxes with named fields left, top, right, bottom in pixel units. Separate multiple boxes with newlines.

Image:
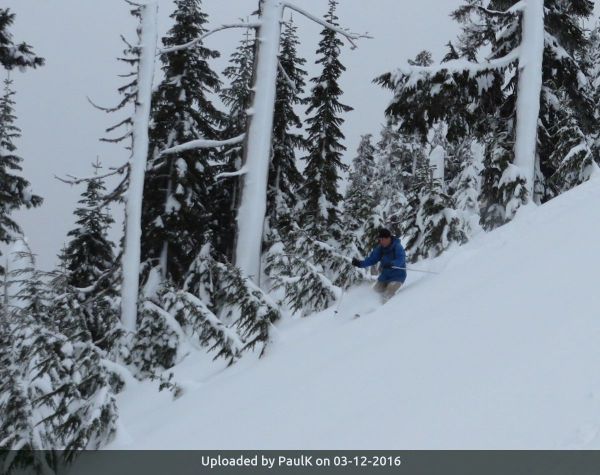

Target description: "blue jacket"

left=359, top=237, right=407, bottom=283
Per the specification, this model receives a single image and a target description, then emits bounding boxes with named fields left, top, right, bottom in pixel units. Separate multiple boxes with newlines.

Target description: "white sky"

left=4, top=0, right=470, bottom=270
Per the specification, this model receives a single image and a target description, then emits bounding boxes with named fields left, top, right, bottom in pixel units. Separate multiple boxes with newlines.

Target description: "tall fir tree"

left=343, top=134, right=377, bottom=234
left=265, top=1, right=364, bottom=315
left=0, top=78, right=42, bottom=275
left=300, top=0, right=353, bottom=240
left=62, top=160, right=120, bottom=352
left=341, top=134, right=378, bottom=257
left=219, top=28, right=256, bottom=260
left=64, top=159, right=115, bottom=288
left=365, top=106, right=428, bottom=259
left=266, top=16, right=306, bottom=241
left=141, top=0, right=225, bottom=285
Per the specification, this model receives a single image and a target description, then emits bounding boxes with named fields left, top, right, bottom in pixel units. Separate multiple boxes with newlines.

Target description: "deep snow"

left=110, top=176, right=600, bottom=449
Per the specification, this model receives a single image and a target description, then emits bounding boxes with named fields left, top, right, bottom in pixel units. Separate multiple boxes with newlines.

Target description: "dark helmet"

left=377, top=227, right=392, bottom=239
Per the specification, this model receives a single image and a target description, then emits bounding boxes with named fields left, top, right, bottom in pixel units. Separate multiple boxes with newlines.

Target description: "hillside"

left=110, top=175, right=600, bottom=450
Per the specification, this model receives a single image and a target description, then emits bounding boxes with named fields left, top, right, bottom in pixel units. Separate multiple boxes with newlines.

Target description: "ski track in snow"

left=110, top=177, right=600, bottom=449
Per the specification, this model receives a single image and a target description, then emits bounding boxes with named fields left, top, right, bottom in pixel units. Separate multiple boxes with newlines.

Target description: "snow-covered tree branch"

left=282, top=2, right=372, bottom=49
left=55, top=164, right=128, bottom=186
left=159, top=134, right=245, bottom=156
left=392, top=47, right=520, bottom=78
left=159, top=22, right=260, bottom=54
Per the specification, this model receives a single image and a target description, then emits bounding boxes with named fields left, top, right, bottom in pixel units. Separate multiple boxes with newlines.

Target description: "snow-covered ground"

left=110, top=176, right=600, bottom=449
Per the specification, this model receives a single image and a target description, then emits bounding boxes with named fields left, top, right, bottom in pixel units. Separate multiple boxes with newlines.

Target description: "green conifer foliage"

left=301, top=0, right=353, bottom=240
left=0, top=79, right=42, bottom=274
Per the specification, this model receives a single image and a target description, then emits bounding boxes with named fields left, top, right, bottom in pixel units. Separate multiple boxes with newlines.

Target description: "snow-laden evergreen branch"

left=212, top=261, right=280, bottom=356
left=179, top=291, right=244, bottom=363
left=278, top=61, right=298, bottom=93
left=392, top=47, right=520, bottom=78
left=144, top=300, right=186, bottom=338
left=160, top=134, right=245, bottom=156
left=282, top=2, right=372, bottom=49
left=100, top=359, right=137, bottom=387
left=159, top=22, right=261, bottom=54
left=215, top=165, right=248, bottom=180
left=471, top=1, right=525, bottom=17
left=55, top=164, right=128, bottom=186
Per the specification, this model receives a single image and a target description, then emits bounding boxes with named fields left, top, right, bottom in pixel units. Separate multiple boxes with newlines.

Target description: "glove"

left=351, top=258, right=361, bottom=267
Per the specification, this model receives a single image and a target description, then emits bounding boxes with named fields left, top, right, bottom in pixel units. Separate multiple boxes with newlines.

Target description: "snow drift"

left=110, top=176, right=600, bottom=449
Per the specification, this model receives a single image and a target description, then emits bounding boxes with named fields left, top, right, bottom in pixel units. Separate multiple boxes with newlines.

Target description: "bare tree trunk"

left=121, top=1, right=158, bottom=333
left=514, top=0, right=544, bottom=201
left=234, top=0, right=283, bottom=284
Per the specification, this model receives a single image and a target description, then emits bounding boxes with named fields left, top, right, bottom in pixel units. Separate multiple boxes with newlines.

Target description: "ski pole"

left=392, top=266, right=439, bottom=275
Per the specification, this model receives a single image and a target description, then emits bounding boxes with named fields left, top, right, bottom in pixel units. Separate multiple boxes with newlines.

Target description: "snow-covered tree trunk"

left=234, top=0, right=283, bottom=283
left=121, top=1, right=158, bottom=333
left=514, top=0, right=544, bottom=199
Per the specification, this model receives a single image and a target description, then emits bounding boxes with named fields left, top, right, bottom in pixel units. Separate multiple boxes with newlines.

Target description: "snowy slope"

left=110, top=177, right=600, bottom=449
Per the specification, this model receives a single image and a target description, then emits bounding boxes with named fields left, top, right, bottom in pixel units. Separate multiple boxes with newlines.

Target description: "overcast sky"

left=3, top=0, right=479, bottom=269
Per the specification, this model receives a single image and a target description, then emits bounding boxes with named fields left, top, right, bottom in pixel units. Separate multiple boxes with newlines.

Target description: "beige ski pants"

left=373, top=280, right=403, bottom=302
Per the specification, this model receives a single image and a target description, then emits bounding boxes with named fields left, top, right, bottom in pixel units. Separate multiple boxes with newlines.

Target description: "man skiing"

left=352, top=227, right=406, bottom=301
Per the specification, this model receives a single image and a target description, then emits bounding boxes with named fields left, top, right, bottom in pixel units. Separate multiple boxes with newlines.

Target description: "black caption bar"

left=3, top=451, right=600, bottom=475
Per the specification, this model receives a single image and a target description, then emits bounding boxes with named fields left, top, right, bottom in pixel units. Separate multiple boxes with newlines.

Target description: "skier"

left=351, top=227, right=407, bottom=302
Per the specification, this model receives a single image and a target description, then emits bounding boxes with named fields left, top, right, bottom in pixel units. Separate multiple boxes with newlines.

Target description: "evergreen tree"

left=341, top=134, right=380, bottom=263
left=0, top=79, right=42, bottom=274
left=478, top=116, right=519, bottom=229
left=401, top=162, right=467, bottom=262
left=0, top=243, right=118, bottom=469
left=130, top=249, right=271, bottom=375
left=300, top=0, right=353, bottom=240
left=266, top=17, right=306, bottom=239
left=219, top=28, right=256, bottom=260
left=62, top=161, right=120, bottom=352
left=221, top=29, right=255, bottom=140
left=129, top=282, right=186, bottom=377
left=213, top=260, right=280, bottom=357
left=0, top=316, right=56, bottom=473
left=378, top=0, right=595, bottom=230
left=45, top=270, right=119, bottom=459
left=547, top=110, right=598, bottom=195
left=64, top=159, right=115, bottom=288
left=10, top=242, right=52, bottom=326
left=141, top=0, right=224, bottom=285
left=375, top=120, right=419, bottom=198
left=383, top=121, right=469, bottom=262
left=471, top=0, right=596, bottom=204
left=0, top=8, right=44, bottom=70
left=361, top=121, right=423, bottom=250
left=449, top=139, right=483, bottom=236
left=343, top=134, right=377, bottom=238
left=264, top=5, right=361, bottom=315
left=265, top=221, right=364, bottom=315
